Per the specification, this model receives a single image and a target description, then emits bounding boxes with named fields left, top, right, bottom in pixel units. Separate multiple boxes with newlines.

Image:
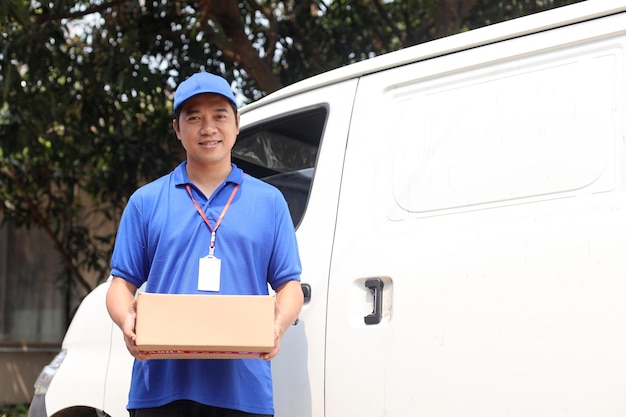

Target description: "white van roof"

left=240, top=0, right=626, bottom=113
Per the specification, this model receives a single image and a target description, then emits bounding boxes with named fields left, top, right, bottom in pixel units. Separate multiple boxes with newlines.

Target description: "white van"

left=29, top=1, right=626, bottom=416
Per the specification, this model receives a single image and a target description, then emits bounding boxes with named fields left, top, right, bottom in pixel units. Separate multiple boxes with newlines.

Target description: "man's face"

left=173, top=93, right=240, bottom=169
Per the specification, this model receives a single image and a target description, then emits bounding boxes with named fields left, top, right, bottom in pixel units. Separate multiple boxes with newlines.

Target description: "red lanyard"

left=186, top=180, right=240, bottom=256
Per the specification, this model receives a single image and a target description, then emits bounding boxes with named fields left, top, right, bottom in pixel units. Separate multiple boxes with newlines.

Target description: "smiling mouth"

left=199, top=140, right=221, bottom=146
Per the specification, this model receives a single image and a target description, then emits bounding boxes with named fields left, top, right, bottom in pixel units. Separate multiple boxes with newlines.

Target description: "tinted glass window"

left=233, top=106, right=327, bottom=227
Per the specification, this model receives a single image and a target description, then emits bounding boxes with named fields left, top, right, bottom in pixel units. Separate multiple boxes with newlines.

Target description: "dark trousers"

left=129, top=400, right=273, bottom=417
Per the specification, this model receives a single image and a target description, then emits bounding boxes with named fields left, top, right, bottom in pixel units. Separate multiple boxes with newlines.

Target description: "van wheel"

left=52, top=407, right=110, bottom=417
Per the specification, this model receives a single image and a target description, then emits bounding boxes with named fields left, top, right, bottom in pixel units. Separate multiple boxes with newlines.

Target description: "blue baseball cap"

left=173, top=72, right=237, bottom=113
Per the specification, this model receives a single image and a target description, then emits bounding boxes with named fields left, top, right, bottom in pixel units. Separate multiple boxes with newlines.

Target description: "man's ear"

left=172, top=119, right=181, bottom=139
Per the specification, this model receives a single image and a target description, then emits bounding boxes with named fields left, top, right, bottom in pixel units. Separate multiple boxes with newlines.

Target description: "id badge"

left=198, top=256, right=221, bottom=292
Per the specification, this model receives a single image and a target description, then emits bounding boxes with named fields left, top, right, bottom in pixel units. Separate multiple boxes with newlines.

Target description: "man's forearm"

left=275, top=280, right=304, bottom=336
left=106, top=276, right=137, bottom=330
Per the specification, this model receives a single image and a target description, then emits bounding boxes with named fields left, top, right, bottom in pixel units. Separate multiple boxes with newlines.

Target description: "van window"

left=233, top=106, right=327, bottom=227
left=390, top=48, right=618, bottom=213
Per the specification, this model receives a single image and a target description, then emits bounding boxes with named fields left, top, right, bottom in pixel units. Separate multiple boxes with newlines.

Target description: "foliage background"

left=0, top=0, right=583, bottom=313
left=0, top=403, right=28, bottom=417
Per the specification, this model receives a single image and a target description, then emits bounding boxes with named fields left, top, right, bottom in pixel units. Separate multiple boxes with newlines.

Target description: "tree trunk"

left=197, top=0, right=284, bottom=93
left=434, top=0, right=479, bottom=39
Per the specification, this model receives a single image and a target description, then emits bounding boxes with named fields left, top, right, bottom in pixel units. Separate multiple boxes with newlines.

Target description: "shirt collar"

left=174, top=161, right=244, bottom=187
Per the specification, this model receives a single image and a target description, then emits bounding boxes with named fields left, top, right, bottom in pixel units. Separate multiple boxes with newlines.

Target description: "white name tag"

left=198, top=256, right=221, bottom=292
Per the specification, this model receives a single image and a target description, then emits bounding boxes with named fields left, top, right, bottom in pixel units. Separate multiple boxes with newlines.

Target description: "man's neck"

left=186, top=161, right=233, bottom=198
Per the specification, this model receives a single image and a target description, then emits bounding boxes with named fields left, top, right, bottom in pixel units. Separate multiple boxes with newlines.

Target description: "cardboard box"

left=135, top=293, right=275, bottom=359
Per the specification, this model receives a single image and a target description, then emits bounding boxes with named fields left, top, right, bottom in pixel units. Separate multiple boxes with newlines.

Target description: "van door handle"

left=292, top=283, right=311, bottom=326
left=301, top=283, right=311, bottom=303
left=364, top=278, right=384, bottom=325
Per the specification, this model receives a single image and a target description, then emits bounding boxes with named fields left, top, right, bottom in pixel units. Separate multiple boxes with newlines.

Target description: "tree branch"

left=198, top=0, right=283, bottom=93
left=372, top=0, right=405, bottom=43
left=434, top=0, right=479, bottom=39
left=32, top=0, right=130, bottom=23
left=284, top=12, right=327, bottom=72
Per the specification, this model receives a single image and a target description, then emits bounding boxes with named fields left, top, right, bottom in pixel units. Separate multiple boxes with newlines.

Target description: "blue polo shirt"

left=110, top=162, right=302, bottom=414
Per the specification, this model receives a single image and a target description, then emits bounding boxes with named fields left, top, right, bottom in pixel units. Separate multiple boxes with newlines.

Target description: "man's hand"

left=121, top=297, right=149, bottom=361
left=261, top=280, right=304, bottom=361
left=106, top=277, right=149, bottom=361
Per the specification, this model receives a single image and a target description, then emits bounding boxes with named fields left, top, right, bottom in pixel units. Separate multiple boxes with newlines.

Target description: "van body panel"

left=44, top=282, right=112, bottom=414
left=324, top=7, right=626, bottom=417
left=103, top=320, right=133, bottom=417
